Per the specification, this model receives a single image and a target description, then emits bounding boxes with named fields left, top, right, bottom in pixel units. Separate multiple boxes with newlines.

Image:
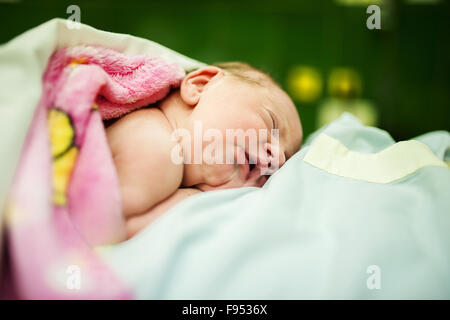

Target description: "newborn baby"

left=106, top=62, right=303, bottom=238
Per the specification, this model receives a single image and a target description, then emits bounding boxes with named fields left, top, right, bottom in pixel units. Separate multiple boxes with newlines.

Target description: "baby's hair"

left=212, top=62, right=279, bottom=88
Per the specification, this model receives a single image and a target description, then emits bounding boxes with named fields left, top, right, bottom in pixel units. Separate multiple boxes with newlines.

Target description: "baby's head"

left=164, top=62, right=302, bottom=191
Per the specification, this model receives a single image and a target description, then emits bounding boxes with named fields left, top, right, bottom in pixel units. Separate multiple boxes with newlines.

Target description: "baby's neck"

left=158, top=90, right=191, bottom=133
left=158, top=90, right=204, bottom=187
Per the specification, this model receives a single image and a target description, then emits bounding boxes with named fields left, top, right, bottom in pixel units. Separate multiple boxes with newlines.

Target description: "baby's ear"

left=180, top=66, right=223, bottom=106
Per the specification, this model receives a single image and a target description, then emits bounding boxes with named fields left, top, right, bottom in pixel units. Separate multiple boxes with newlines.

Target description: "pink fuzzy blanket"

left=2, top=46, right=185, bottom=299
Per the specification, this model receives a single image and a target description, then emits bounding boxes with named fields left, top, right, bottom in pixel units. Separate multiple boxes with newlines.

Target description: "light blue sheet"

left=99, top=113, right=450, bottom=299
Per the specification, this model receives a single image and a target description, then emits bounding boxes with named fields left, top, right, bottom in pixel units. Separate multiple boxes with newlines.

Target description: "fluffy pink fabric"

left=47, top=46, right=185, bottom=119
left=2, top=46, right=185, bottom=299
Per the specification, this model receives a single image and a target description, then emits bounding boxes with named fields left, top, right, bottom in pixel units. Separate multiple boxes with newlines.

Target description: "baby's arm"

left=106, top=108, right=183, bottom=219
left=125, top=187, right=201, bottom=239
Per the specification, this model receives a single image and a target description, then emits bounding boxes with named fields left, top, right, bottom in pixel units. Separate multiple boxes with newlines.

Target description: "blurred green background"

left=1, top=0, right=449, bottom=141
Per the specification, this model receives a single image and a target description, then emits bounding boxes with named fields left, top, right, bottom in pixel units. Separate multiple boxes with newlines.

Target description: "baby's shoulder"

left=109, top=107, right=172, bottom=133
left=107, top=108, right=174, bottom=143
left=105, top=107, right=179, bottom=167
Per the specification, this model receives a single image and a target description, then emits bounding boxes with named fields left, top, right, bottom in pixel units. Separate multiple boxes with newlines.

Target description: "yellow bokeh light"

left=328, top=68, right=362, bottom=99
left=317, top=98, right=378, bottom=128
left=287, top=66, right=323, bottom=103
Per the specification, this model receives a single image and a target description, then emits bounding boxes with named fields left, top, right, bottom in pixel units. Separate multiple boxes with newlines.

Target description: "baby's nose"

left=258, top=143, right=286, bottom=175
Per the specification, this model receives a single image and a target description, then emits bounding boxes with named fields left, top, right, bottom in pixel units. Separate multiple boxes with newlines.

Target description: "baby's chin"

left=195, top=163, right=267, bottom=191
left=196, top=163, right=242, bottom=191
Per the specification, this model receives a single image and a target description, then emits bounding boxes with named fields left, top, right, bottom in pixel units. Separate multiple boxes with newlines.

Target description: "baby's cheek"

left=208, top=163, right=237, bottom=182
left=235, top=115, right=264, bottom=131
left=213, top=113, right=256, bottom=130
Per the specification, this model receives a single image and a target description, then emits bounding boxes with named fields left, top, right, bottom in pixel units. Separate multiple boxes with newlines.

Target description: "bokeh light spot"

left=287, top=66, right=323, bottom=104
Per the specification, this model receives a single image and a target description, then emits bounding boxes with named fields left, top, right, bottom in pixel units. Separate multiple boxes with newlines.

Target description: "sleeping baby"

left=105, top=62, right=303, bottom=238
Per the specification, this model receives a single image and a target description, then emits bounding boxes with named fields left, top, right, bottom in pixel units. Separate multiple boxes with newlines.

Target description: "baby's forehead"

left=262, top=84, right=303, bottom=155
left=226, top=76, right=302, bottom=156
left=259, top=83, right=291, bottom=115
left=225, top=74, right=294, bottom=118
